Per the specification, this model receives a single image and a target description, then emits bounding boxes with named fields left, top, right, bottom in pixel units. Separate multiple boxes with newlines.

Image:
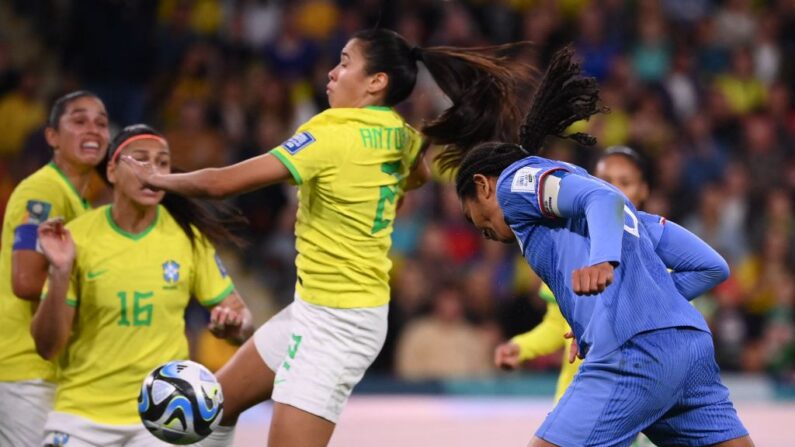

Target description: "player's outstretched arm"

left=123, top=153, right=292, bottom=199
left=502, top=302, right=568, bottom=369
left=647, top=215, right=730, bottom=299
left=30, top=219, right=77, bottom=360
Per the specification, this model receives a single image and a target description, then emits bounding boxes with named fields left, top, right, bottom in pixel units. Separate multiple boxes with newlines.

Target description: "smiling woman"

left=29, top=124, right=255, bottom=447
left=0, top=90, right=110, bottom=446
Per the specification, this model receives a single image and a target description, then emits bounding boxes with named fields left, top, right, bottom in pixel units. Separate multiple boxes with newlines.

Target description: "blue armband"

left=12, top=224, right=38, bottom=251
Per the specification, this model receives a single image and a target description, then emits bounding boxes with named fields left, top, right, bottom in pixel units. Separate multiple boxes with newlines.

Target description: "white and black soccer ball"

left=138, top=360, right=224, bottom=445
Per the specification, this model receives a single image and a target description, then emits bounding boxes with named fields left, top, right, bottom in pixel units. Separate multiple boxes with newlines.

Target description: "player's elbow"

left=12, top=272, right=42, bottom=301
left=711, top=257, right=730, bottom=285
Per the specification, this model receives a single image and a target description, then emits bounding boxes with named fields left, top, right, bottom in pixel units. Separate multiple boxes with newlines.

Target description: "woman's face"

left=46, top=96, right=110, bottom=169
left=595, top=154, right=648, bottom=207
left=326, top=38, right=385, bottom=108
left=109, top=138, right=171, bottom=207
left=460, top=175, right=515, bottom=244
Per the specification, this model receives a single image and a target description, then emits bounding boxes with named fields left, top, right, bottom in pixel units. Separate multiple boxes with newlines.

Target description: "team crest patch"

left=24, top=200, right=52, bottom=224
left=215, top=253, right=228, bottom=278
left=511, top=167, right=540, bottom=193
left=163, top=260, right=180, bottom=284
left=281, top=131, right=316, bottom=155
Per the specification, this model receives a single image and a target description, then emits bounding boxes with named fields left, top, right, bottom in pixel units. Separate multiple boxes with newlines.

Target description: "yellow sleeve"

left=554, top=346, right=582, bottom=403
left=511, top=302, right=568, bottom=361
left=269, top=117, right=337, bottom=185
left=191, top=235, right=234, bottom=307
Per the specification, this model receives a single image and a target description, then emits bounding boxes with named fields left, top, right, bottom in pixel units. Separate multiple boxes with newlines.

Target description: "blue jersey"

left=496, top=156, right=710, bottom=357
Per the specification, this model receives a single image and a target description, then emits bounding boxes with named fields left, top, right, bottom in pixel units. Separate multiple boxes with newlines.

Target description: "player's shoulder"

left=10, top=164, right=65, bottom=201
left=496, top=156, right=580, bottom=193
left=66, top=206, right=108, bottom=242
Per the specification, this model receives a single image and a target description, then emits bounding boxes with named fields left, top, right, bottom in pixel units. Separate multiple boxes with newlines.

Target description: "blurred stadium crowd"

left=1, top=0, right=794, bottom=384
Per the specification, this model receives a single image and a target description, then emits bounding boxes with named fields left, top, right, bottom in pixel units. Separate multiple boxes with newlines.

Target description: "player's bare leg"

left=268, top=402, right=335, bottom=447
left=713, top=435, right=755, bottom=446
left=215, top=338, right=276, bottom=426
left=529, top=436, right=557, bottom=447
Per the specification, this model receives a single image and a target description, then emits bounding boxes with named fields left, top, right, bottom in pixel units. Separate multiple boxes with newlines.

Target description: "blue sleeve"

left=650, top=216, right=730, bottom=300
left=555, top=173, right=625, bottom=267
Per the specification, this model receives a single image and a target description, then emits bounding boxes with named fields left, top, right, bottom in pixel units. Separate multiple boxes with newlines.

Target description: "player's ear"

left=473, top=174, right=491, bottom=199
left=44, top=127, right=59, bottom=149
left=106, top=160, right=118, bottom=185
left=368, top=72, right=388, bottom=96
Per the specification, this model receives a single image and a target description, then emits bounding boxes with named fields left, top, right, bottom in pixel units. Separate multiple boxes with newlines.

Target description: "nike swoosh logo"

left=274, top=378, right=286, bottom=385
left=86, top=270, right=107, bottom=280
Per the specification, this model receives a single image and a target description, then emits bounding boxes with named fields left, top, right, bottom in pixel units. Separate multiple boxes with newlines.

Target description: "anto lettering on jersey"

left=281, top=132, right=316, bottom=155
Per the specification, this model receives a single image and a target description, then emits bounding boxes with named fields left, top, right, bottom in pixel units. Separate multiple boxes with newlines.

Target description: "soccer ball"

left=138, top=360, right=224, bottom=445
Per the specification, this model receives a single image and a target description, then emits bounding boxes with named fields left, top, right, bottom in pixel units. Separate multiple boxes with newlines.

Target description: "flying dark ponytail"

left=353, top=29, right=538, bottom=172
left=103, top=124, right=247, bottom=248
left=455, top=46, right=604, bottom=199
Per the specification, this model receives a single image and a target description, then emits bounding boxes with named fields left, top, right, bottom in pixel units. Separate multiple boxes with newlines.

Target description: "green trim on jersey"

left=48, top=162, right=89, bottom=210
left=202, top=283, right=235, bottom=307
left=105, top=206, right=159, bottom=241
left=365, top=105, right=391, bottom=111
left=271, top=150, right=303, bottom=185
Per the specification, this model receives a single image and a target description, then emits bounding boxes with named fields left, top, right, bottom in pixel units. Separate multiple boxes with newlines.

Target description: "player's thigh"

left=270, top=297, right=388, bottom=424
left=0, top=379, right=54, bottom=446
left=537, top=329, right=694, bottom=447
left=645, top=330, right=749, bottom=447
left=216, top=309, right=293, bottom=426
left=268, top=402, right=335, bottom=447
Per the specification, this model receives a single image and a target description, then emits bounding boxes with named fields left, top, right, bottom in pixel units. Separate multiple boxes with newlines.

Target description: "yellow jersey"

left=0, top=162, right=90, bottom=382
left=48, top=205, right=233, bottom=425
left=511, top=284, right=582, bottom=403
left=270, top=106, right=423, bottom=308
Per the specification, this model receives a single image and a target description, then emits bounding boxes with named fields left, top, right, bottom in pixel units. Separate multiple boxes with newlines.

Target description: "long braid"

left=456, top=45, right=604, bottom=199
left=518, top=45, right=604, bottom=152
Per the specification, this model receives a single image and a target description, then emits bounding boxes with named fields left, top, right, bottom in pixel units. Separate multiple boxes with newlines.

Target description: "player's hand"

left=37, top=218, right=75, bottom=273
left=120, top=154, right=162, bottom=190
left=208, top=305, right=245, bottom=340
left=494, top=341, right=522, bottom=370
left=564, top=331, right=584, bottom=363
left=571, top=262, right=614, bottom=295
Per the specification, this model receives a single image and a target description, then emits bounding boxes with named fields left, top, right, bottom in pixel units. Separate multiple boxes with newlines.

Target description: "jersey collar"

left=48, top=162, right=90, bottom=210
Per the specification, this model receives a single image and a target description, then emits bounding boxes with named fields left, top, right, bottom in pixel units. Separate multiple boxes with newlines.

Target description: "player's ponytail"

left=354, top=29, right=537, bottom=172
left=455, top=45, right=604, bottom=200
left=103, top=124, right=247, bottom=248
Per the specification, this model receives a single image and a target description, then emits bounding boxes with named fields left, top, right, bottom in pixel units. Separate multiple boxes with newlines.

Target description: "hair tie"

left=410, top=46, right=424, bottom=62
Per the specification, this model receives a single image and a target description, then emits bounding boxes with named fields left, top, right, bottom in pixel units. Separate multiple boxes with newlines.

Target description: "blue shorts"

left=537, top=327, right=748, bottom=447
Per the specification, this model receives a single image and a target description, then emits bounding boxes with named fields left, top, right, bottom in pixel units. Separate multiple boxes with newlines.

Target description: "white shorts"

left=0, top=379, right=54, bottom=446
left=254, top=295, right=388, bottom=423
left=42, top=412, right=171, bottom=447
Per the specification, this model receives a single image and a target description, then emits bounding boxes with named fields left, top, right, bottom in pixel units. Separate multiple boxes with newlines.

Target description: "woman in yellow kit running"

left=0, top=91, right=110, bottom=446
left=31, top=124, right=254, bottom=446
left=494, top=146, right=651, bottom=402
left=127, top=29, right=538, bottom=447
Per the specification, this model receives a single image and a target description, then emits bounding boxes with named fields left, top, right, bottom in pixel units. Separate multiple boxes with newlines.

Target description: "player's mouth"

left=80, top=140, right=102, bottom=155
left=140, top=186, right=160, bottom=197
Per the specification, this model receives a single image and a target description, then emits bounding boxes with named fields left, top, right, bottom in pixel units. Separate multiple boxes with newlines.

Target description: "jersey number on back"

left=371, top=161, right=402, bottom=234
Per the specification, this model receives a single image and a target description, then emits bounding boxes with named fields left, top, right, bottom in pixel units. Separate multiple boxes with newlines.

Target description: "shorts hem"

left=655, top=429, right=749, bottom=447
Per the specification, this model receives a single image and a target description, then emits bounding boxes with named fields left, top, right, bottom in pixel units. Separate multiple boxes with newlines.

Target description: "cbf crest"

left=163, top=260, right=180, bottom=284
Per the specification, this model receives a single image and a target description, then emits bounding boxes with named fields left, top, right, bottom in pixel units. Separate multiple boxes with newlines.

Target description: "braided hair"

left=455, top=46, right=605, bottom=199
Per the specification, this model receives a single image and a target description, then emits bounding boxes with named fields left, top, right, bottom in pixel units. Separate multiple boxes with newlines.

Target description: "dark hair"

left=599, top=145, right=648, bottom=180
left=352, top=29, right=538, bottom=172
left=47, top=90, right=102, bottom=129
left=455, top=46, right=604, bottom=199
left=102, top=124, right=247, bottom=248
